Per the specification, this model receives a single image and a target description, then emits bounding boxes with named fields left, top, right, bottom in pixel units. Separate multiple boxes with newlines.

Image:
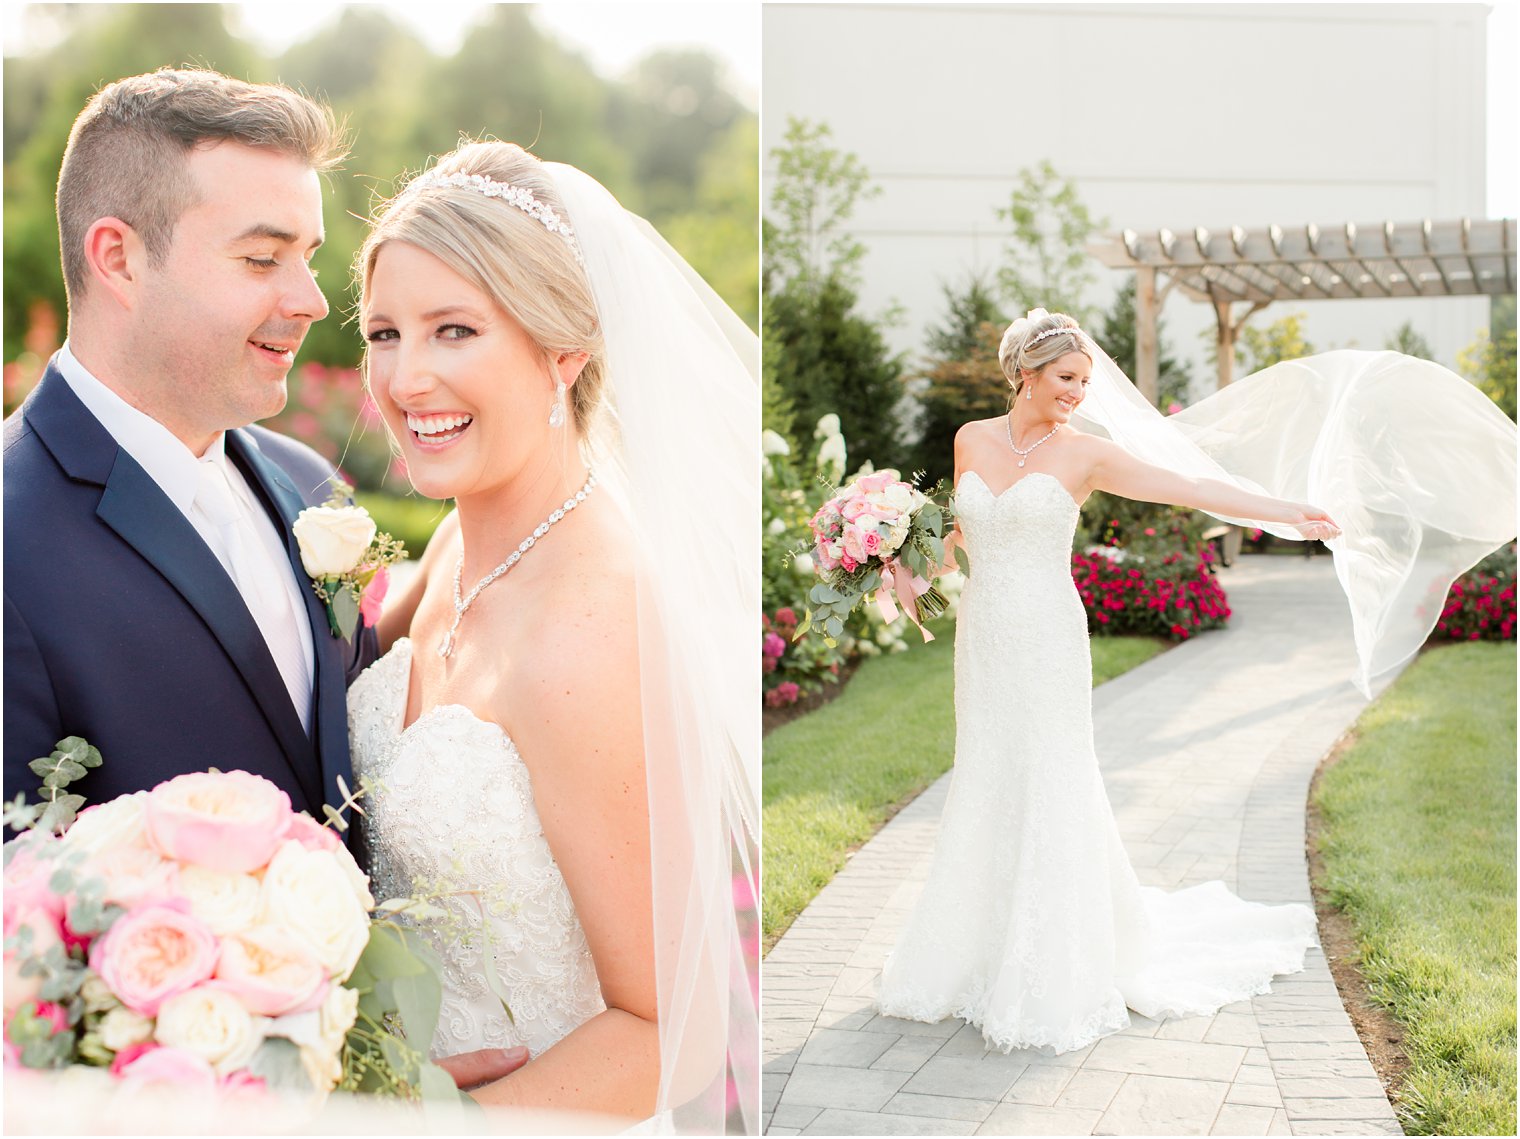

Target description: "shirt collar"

left=55, top=341, right=226, bottom=515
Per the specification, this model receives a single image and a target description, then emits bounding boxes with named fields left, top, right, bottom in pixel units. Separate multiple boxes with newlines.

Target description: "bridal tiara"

left=407, top=170, right=585, bottom=266
left=1030, top=325, right=1085, bottom=346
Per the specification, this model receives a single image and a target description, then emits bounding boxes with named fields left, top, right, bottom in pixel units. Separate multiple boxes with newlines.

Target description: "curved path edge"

left=762, top=557, right=1405, bottom=1136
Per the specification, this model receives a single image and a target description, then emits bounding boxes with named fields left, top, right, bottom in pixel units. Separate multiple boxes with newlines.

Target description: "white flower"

left=816, top=433, right=847, bottom=476
left=792, top=553, right=815, bottom=577
left=98, top=1006, right=154, bottom=1051
left=154, top=986, right=263, bottom=1075
left=258, top=841, right=372, bottom=981
left=761, top=429, right=791, bottom=457
left=766, top=517, right=788, bottom=536
left=178, top=866, right=261, bottom=936
left=61, top=792, right=151, bottom=857
left=292, top=506, right=376, bottom=579
left=813, top=413, right=841, bottom=439
left=81, top=975, right=121, bottom=1014
left=857, top=640, right=881, bottom=657
left=267, top=984, right=358, bottom=1092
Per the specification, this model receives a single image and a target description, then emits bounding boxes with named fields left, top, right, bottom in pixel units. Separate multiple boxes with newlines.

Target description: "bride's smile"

left=363, top=240, right=584, bottom=504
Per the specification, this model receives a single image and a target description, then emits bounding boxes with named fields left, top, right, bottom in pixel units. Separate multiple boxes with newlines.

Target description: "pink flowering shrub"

left=761, top=609, right=842, bottom=708
left=1074, top=545, right=1232, bottom=640
left=1431, top=544, right=1516, bottom=642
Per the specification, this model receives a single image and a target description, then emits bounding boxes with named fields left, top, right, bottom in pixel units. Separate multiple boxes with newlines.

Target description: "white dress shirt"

left=56, top=342, right=317, bottom=733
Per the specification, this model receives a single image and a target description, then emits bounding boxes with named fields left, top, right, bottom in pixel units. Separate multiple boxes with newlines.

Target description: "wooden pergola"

left=1089, top=217, right=1518, bottom=403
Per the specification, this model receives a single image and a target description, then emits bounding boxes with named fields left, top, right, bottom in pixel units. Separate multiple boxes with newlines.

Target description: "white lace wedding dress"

left=348, top=637, right=607, bottom=1059
left=875, top=471, right=1319, bottom=1054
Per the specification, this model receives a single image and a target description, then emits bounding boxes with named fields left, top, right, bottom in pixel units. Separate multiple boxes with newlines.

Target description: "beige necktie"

left=193, top=459, right=312, bottom=730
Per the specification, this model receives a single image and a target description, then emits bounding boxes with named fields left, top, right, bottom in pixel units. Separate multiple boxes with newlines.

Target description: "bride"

left=877, top=310, right=1343, bottom=1053
left=348, top=141, right=758, bottom=1129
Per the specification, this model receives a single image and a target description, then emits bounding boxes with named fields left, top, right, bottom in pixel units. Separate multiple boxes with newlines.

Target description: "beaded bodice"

left=347, top=638, right=605, bottom=1058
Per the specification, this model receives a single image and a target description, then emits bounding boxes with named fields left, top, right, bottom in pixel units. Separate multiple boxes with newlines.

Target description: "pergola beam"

left=1088, top=216, right=1518, bottom=403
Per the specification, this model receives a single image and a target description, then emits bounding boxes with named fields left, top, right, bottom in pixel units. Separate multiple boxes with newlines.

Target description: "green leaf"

left=792, top=609, right=813, bottom=641
left=417, top=1059, right=462, bottom=1103
left=954, top=545, right=974, bottom=579
left=248, top=1038, right=315, bottom=1092
left=55, top=738, right=102, bottom=769
left=333, top=588, right=360, bottom=642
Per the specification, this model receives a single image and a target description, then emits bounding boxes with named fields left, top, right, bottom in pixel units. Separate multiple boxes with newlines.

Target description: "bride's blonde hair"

left=357, top=140, right=607, bottom=432
left=998, top=311, right=1093, bottom=399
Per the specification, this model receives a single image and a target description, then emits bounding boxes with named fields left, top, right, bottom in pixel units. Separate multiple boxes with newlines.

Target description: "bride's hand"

left=1290, top=504, right=1342, bottom=542
left=436, top=1045, right=530, bottom=1091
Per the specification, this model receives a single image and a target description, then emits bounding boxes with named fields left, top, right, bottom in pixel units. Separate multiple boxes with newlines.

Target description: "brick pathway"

left=763, top=556, right=1406, bottom=1136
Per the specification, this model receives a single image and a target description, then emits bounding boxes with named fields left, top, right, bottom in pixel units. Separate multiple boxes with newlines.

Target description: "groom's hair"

left=56, top=68, right=348, bottom=303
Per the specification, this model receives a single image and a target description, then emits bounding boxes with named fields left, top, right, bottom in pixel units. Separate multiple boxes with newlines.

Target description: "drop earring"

left=549, top=381, right=567, bottom=428
left=1026, top=384, right=1034, bottom=401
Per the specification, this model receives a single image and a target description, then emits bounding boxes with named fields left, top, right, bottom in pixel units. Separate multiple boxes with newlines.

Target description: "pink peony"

left=359, top=566, right=389, bottom=628
left=285, top=813, right=340, bottom=854
left=144, top=771, right=294, bottom=874
left=115, top=1044, right=218, bottom=1089
left=110, top=1041, right=159, bottom=1077
left=215, top=927, right=328, bottom=1016
left=90, top=901, right=219, bottom=1016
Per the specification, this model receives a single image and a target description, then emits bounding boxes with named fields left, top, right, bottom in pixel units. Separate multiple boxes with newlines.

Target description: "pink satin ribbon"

left=874, top=560, right=935, bottom=643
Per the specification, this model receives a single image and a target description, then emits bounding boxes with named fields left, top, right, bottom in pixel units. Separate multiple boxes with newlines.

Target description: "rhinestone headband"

left=1030, top=325, right=1083, bottom=346
left=408, top=170, right=584, bottom=266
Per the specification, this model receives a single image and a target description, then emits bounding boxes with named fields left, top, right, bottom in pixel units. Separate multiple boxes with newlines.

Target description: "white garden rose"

left=61, top=792, right=151, bottom=856
left=154, top=985, right=262, bottom=1075
left=98, top=1006, right=154, bottom=1051
left=792, top=553, right=815, bottom=577
left=267, top=983, right=358, bottom=1092
left=258, top=841, right=371, bottom=981
left=884, top=482, right=916, bottom=515
left=178, top=866, right=261, bottom=936
left=292, top=505, right=376, bottom=579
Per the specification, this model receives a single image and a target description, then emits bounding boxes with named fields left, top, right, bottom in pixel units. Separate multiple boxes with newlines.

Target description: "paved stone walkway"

left=763, top=556, right=1406, bottom=1136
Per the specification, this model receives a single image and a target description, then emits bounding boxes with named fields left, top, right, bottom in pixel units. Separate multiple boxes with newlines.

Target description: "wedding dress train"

left=875, top=470, right=1319, bottom=1055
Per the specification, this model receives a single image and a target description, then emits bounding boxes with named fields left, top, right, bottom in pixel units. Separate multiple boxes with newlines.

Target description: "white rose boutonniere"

left=293, top=480, right=407, bottom=642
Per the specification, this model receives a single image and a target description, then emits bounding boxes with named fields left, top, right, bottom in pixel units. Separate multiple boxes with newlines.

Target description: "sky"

left=0, top=1, right=1512, bottom=214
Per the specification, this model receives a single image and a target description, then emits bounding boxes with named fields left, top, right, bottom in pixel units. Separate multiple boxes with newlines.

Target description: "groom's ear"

left=81, top=217, right=146, bottom=311
left=554, top=350, right=591, bottom=390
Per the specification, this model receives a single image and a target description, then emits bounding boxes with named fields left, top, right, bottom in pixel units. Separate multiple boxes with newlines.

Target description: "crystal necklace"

left=438, top=471, right=597, bottom=659
left=1005, top=412, right=1059, bottom=469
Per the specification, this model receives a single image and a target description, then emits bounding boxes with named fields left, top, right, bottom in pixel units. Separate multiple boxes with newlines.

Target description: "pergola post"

left=1135, top=266, right=1159, bottom=405
left=1213, top=298, right=1236, bottom=389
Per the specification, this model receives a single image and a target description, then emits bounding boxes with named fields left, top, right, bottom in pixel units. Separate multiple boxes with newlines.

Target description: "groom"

left=2, top=70, right=519, bottom=1086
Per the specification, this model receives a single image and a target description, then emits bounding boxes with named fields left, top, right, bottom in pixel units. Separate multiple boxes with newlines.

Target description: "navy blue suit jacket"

left=3, top=364, right=378, bottom=825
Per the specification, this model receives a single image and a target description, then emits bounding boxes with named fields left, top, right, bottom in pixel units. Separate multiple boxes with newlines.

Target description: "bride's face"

left=1026, top=351, right=1092, bottom=421
left=363, top=240, right=560, bottom=500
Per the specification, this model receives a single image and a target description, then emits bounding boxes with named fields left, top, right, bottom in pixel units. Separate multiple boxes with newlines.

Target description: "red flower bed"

left=1433, top=574, right=1517, bottom=642
left=1072, top=546, right=1232, bottom=640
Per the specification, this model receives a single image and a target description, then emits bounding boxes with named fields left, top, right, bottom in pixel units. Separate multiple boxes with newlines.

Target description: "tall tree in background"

left=1459, top=294, right=1517, bottom=420
left=1098, top=277, right=1193, bottom=410
left=764, top=117, right=904, bottom=468
left=995, top=160, right=1106, bottom=324
left=2, top=3, right=758, bottom=366
left=907, top=274, right=1005, bottom=482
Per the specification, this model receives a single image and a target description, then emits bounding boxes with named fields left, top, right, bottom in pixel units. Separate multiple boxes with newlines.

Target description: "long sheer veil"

left=546, top=163, right=759, bottom=1133
left=1056, top=308, right=1517, bottom=695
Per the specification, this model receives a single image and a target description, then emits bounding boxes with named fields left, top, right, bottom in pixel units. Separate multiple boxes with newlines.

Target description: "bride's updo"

left=357, top=140, right=607, bottom=432
left=998, top=311, right=1093, bottom=399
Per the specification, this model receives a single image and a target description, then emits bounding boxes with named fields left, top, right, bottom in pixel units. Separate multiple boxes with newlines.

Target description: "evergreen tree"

left=1097, top=276, right=1193, bottom=410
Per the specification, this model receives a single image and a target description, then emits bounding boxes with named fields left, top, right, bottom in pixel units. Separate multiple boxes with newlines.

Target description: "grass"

left=1312, top=642, right=1517, bottom=1136
left=762, top=630, right=1169, bottom=949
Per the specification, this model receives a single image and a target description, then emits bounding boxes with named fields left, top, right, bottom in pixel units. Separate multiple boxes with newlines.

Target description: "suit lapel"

left=25, top=368, right=322, bottom=811
left=227, top=430, right=354, bottom=812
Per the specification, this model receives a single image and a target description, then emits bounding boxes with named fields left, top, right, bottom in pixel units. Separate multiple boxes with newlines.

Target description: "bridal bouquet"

left=796, top=470, right=956, bottom=645
left=2, top=741, right=454, bottom=1111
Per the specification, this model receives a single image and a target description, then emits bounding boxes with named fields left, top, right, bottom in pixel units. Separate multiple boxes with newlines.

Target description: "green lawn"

left=763, top=629, right=1168, bottom=948
left=1312, top=642, right=1517, bottom=1137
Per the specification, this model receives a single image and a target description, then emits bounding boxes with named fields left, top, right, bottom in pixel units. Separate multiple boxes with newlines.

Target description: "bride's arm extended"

left=470, top=564, right=659, bottom=1119
left=1086, top=436, right=1342, bottom=540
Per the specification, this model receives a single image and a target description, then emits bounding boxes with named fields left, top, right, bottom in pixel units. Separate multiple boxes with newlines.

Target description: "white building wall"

left=762, top=2, right=1496, bottom=391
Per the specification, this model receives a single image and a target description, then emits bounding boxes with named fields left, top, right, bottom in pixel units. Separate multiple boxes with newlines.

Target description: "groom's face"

left=133, top=142, right=328, bottom=442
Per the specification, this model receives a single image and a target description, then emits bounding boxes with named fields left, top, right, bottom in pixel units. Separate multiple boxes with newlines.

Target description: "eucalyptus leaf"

left=417, top=1059, right=462, bottom=1103
left=249, top=1038, right=315, bottom=1092
left=55, top=738, right=102, bottom=769
left=954, top=544, right=973, bottom=579
left=333, top=588, right=360, bottom=642
left=792, top=610, right=813, bottom=641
